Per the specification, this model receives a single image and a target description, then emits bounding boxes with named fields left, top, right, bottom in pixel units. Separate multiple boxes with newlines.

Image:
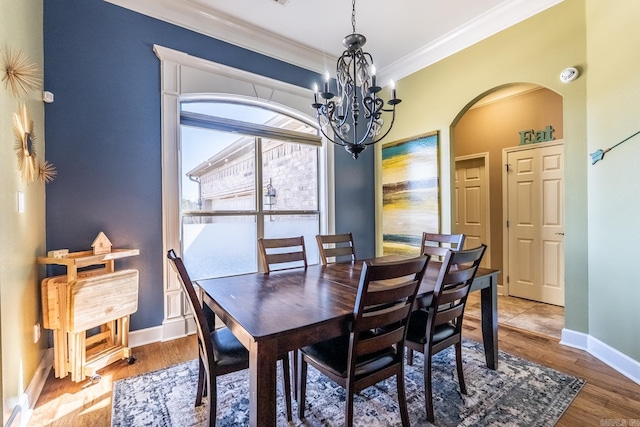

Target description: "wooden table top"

left=197, top=257, right=498, bottom=341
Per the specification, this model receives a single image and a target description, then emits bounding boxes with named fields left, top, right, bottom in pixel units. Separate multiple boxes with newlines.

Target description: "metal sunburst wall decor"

left=38, top=159, right=58, bottom=183
left=12, top=103, right=57, bottom=183
left=1, top=46, right=40, bottom=97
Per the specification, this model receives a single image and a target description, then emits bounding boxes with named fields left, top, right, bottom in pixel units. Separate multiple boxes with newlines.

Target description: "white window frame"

left=154, top=45, right=334, bottom=342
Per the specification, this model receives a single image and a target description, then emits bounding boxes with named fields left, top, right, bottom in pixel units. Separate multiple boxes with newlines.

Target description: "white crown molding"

left=104, top=0, right=333, bottom=73
left=106, top=0, right=563, bottom=81
left=379, top=0, right=564, bottom=82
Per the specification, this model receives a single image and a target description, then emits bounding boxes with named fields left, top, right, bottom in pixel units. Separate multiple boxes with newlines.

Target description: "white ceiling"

left=105, top=0, right=562, bottom=84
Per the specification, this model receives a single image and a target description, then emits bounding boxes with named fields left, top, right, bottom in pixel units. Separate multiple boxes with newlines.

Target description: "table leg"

left=480, top=274, right=498, bottom=369
left=249, top=339, right=277, bottom=427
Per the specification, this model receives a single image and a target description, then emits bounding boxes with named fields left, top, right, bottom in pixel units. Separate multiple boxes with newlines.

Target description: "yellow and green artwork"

left=382, top=132, right=439, bottom=256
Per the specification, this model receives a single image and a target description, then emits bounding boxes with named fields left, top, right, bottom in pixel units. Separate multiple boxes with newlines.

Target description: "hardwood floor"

left=29, top=318, right=640, bottom=426
left=29, top=337, right=198, bottom=427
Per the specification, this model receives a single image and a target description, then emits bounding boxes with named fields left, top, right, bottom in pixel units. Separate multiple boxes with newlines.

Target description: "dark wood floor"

left=29, top=317, right=640, bottom=426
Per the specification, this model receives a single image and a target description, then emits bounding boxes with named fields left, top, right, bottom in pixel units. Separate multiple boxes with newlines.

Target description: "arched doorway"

left=451, top=83, right=565, bottom=339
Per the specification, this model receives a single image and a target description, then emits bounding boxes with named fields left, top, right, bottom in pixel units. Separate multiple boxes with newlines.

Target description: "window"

left=180, top=100, right=322, bottom=280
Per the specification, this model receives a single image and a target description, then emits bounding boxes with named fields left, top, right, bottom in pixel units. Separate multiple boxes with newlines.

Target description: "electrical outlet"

left=33, top=323, right=41, bottom=343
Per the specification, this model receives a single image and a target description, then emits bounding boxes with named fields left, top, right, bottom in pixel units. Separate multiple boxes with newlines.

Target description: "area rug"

left=112, top=339, right=584, bottom=426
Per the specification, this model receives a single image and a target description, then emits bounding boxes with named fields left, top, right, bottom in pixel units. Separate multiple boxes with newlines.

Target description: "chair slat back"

left=258, top=236, right=307, bottom=273
left=349, top=256, right=429, bottom=363
left=428, top=245, right=486, bottom=334
left=316, top=233, right=356, bottom=265
left=167, top=249, right=215, bottom=370
left=420, top=232, right=465, bottom=260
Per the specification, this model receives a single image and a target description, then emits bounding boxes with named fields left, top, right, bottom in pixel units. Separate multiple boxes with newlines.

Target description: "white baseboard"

left=129, top=316, right=196, bottom=348
left=561, top=328, right=640, bottom=385
left=7, top=348, right=53, bottom=427
left=129, top=325, right=164, bottom=348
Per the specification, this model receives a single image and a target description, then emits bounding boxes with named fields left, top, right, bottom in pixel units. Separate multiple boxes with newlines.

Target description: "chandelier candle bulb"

left=324, top=72, right=330, bottom=94
left=390, top=80, right=396, bottom=100
left=371, top=65, right=377, bottom=88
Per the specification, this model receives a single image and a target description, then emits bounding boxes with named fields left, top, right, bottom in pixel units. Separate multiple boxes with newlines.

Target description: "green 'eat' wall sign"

left=519, top=126, right=555, bottom=145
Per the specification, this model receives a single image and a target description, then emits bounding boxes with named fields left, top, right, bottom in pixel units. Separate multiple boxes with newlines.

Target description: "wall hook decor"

left=589, top=130, right=640, bottom=165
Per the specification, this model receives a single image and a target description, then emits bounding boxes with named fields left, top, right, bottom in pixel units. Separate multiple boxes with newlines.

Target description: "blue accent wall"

left=334, top=146, right=375, bottom=258
left=43, top=0, right=375, bottom=330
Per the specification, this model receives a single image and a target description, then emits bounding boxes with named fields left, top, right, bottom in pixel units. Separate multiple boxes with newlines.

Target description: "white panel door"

left=455, top=155, right=490, bottom=267
left=506, top=142, right=564, bottom=306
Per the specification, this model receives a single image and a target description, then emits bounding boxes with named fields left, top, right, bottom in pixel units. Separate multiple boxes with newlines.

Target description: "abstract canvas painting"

left=382, top=132, right=439, bottom=255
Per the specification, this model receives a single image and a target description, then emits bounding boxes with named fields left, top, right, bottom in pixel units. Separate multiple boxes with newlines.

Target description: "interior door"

left=454, top=154, right=490, bottom=268
left=505, top=141, right=564, bottom=306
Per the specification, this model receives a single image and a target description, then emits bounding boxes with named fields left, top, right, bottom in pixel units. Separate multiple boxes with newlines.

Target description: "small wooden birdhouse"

left=92, top=232, right=113, bottom=255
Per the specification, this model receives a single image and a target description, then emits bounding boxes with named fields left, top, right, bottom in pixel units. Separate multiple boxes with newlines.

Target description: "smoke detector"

left=559, top=67, right=579, bottom=83
left=273, top=0, right=289, bottom=4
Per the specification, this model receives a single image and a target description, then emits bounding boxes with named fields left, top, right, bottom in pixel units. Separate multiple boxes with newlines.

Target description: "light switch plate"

left=17, top=191, right=24, bottom=213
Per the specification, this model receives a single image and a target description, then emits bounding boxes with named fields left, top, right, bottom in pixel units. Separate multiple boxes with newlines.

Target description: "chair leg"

left=455, top=341, right=467, bottom=395
left=396, top=367, right=410, bottom=427
left=291, top=350, right=298, bottom=400
left=196, top=357, right=205, bottom=406
left=297, top=352, right=308, bottom=419
left=424, top=348, right=435, bottom=423
left=280, top=356, right=293, bottom=421
left=345, top=382, right=355, bottom=427
left=207, top=365, right=217, bottom=427
left=407, top=348, right=414, bottom=366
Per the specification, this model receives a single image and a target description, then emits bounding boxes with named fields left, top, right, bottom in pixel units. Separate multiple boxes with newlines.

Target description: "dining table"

left=197, top=255, right=500, bottom=426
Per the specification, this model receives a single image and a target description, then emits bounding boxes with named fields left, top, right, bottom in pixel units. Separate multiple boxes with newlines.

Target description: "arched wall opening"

left=452, top=83, right=563, bottom=280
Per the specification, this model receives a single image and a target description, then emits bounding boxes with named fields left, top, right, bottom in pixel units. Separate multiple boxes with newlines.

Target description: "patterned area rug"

left=112, top=339, right=584, bottom=426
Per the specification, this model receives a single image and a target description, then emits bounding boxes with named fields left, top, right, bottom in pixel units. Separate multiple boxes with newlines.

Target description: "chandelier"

left=312, top=0, right=401, bottom=159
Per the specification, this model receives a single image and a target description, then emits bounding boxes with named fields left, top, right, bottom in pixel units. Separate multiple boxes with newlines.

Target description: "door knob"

left=555, top=232, right=564, bottom=235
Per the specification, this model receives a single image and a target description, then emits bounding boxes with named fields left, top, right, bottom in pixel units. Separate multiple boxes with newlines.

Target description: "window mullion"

left=256, top=137, right=264, bottom=239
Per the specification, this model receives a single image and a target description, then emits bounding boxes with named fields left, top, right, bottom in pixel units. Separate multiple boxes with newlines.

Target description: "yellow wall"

left=455, top=88, right=563, bottom=279
left=377, top=0, right=590, bottom=333
left=586, top=1, right=640, bottom=358
left=0, top=0, right=47, bottom=423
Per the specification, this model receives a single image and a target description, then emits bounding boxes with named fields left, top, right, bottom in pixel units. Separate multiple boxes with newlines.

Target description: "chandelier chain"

left=351, top=0, right=357, bottom=34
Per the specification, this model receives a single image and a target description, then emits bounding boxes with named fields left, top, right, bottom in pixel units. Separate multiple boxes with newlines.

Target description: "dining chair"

left=166, top=249, right=292, bottom=426
left=297, top=255, right=430, bottom=427
left=258, top=236, right=307, bottom=273
left=420, top=232, right=465, bottom=260
left=316, top=232, right=356, bottom=265
left=404, top=244, right=486, bottom=423
left=411, top=232, right=467, bottom=361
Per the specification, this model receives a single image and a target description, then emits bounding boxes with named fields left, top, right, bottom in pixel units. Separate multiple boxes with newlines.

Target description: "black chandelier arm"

left=365, top=107, right=398, bottom=146
left=316, top=109, right=369, bottom=147
left=315, top=106, right=350, bottom=147
left=362, top=95, right=384, bottom=119
left=329, top=117, right=366, bottom=146
left=318, top=101, right=351, bottom=132
left=316, top=122, right=345, bottom=147
left=315, top=97, right=399, bottom=147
